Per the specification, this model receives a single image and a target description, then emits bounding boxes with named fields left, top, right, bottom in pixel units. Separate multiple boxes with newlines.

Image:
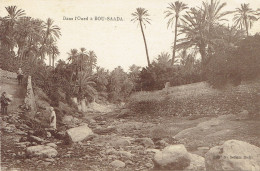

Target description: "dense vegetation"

left=0, top=1, right=260, bottom=108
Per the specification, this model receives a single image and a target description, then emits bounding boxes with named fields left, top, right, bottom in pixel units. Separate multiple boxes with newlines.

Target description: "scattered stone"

left=16, top=142, right=31, bottom=148
left=29, top=135, right=45, bottom=144
left=110, top=160, right=125, bottom=168
left=236, top=110, right=249, bottom=120
left=16, top=129, right=27, bottom=135
left=26, top=145, right=58, bottom=158
left=94, top=126, right=117, bottom=135
left=47, top=132, right=51, bottom=138
left=145, top=162, right=154, bottom=168
left=156, top=139, right=169, bottom=148
left=205, top=140, right=260, bottom=171
left=111, top=137, right=133, bottom=147
left=45, top=158, right=55, bottom=162
left=135, top=138, right=154, bottom=148
left=46, top=143, right=57, bottom=148
left=146, top=148, right=161, bottom=154
left=117, top=150, right=134, bottom=158
left=66, top=124, right=93, bottom=143
left=153, top=144, right=190, bottom=170
left=4, top=124, right=16, bottom=133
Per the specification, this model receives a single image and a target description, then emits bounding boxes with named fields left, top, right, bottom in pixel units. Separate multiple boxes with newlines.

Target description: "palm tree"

left=157, top=52, right=171, bottom=66
left=74, top=72, right=97, bottom=101
left=43, top=18, right=61, bottom=43
left=233, top=3, right=258, bottom=36
left=79, top=47, right=87, bottom=72
left=164, top=1, right=188, bottom=66
left=202, top=0, right=231, bottom=29
left=178, top=0, right=231, bottom=67
left=40, top=18, right=61, bottom=60
left=87, top=51, right=97, bottom=74
left=67, top=49, right=79, bottom=79
left=50, top=44, right=60, bottom=67
left=131, top=8, right=151, bottom=66
left=178, top=8, right=208, bottom=65
left=5, top=6, right=25, bottom=27
left=3, top=6, right=25, bottom=52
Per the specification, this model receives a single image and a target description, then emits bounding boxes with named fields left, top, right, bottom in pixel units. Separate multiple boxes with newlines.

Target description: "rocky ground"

left=1, top=78, right=260, bottom=170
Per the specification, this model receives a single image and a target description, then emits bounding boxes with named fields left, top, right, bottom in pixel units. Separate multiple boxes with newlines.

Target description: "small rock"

left=145, top=162, right=153, bottom=168
left=117, top=151, right=134, bottom=158
left=66, top=124, right=93, bottom=143
left=111, top=137, right=132, bottom=147
left=47, top=132, right=51, bottom=138
left=136, top=138, right=154, bottom=148
left=26, top=145, right=58, bottom=158
left=45, top=158, right=55, bottom=162
left=16, top=142, right=31, bottom=148
left=46, top=143, right=57, bottom=148
left=110, top=160, right=125, bottom=168
left=29, top=135, right=45, bottom=144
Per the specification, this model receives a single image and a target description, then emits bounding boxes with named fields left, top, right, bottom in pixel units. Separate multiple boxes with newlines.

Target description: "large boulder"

left=66, top=124, right=93, bottom=143
left=26, top=145, right=57, bottom=158
left=153, top=144, right=191, bottom=170
left=185, top=153, right=206, bottom=171
left=205, top=139, right=260, bottom=171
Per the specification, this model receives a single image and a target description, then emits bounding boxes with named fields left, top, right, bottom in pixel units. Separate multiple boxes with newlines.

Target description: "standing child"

left=0, top=92, right=11, bottom=115
left=49, top=107, right=57, bottom=130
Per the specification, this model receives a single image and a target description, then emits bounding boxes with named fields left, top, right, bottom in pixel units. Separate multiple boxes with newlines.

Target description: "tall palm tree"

left=4, top=6, right=25, bottom=52
left=164, top=1, right=188, bottom=66
left=5, top=6, right=25, bottom=27
left=202, top=0, right=231, bottom=29
left=202, top=0, right=231, bottom=56
left=51, top=44, right=60, bottom=67
left=68, top=48, right=79, bottom=79
left=131, top=8, right=151, bottom=66
left=233, top=3, right=258, bottom=36
left=79, top=47, right=87, bottom=72
left=178, top=0, right=231, bottom=67
left=43, top=18, right=61, bottom=43
left=40, top=18, right=61, bottom=60
left=178, top=8, right=208, bottom=65
left=87, top=50, right=97, bottom=74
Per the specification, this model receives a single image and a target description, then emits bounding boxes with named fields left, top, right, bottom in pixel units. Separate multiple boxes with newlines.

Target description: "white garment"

left=50, top=111, right=56, bottom=129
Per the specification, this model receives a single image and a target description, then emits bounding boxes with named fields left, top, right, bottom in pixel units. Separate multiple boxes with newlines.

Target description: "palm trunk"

left=171, top=16, right=179, bottom=66
left=199, top=43, right=207, bottom=67
left=52, top=54, right=54, bottom=67
left=49, top=55, right=52, bottom=66
left=139, top=20, right=150, bottom=66
left=245, top=17, right=249, bottom=37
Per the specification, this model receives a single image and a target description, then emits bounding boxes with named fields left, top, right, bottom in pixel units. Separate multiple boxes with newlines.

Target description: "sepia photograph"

left=0, top=0, right=260, bottom=170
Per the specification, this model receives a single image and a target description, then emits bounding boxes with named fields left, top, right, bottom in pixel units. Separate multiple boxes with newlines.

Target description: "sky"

left=1, top=0, right=260, bottom=71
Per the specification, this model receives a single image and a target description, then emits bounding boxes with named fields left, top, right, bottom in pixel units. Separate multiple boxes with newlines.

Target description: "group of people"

left=1, top=68, right=57, bottom=130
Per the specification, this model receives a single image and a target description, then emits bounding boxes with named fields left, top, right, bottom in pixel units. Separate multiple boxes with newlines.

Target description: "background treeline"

left=1, top=2, right=260, bottom=107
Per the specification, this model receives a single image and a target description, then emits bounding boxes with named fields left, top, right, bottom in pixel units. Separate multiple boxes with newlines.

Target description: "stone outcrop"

left=205, top=139, right=260, bottom=171
left=24, top=76, right=37, bottom=114
left=66, top=124, right=93, bottom=143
